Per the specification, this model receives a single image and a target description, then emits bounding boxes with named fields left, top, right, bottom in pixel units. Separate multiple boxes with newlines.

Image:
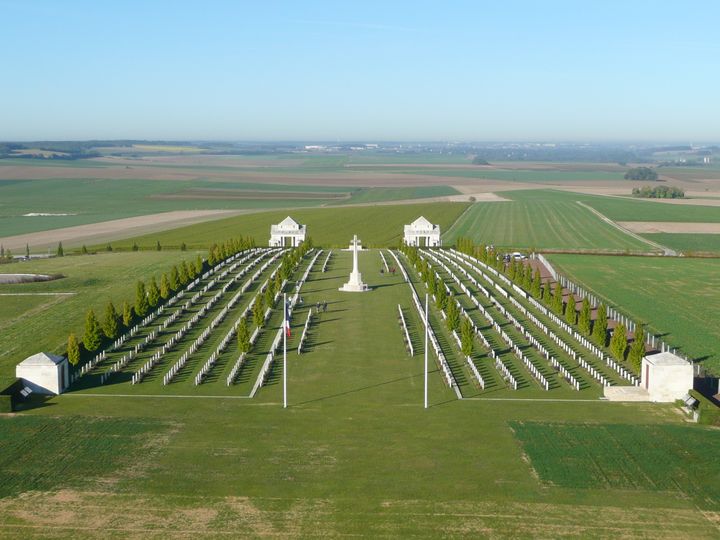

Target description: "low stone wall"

left=0, top=273, right=61, bottom=284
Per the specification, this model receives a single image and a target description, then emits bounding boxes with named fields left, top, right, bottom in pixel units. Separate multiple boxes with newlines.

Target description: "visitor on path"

left=322, top=301, right=327, bottom=313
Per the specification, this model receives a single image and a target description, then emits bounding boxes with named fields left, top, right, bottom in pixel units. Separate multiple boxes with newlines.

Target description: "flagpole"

left=424, top=292, right=429, bottom=409
left=283, top=293, right=287, bottom=409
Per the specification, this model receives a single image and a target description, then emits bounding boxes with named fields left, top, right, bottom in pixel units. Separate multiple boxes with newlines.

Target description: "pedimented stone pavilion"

left=269, top=216, right=306, bottom=247
left=403, top=216, right=441, bottom=247
left=16, top=352, right=68, bottom=395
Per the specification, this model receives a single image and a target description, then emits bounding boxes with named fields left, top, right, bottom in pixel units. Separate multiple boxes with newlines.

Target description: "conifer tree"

left=195, top=255, right=204, bottom=276
left=552, top=282, right=564, bottom=315
left=531, top=268, right=542, bottom=299
left=106, top=244, right=113, bottom=252
left=83, top=309, right=102, bottom=352
left=508, top=259, right=516, bottom=280
left=237, top=316, right=251, bottom=353
left=135, top=280, right=149, bottom=317
left=252, top=296, right=265, bottom=327
left=461, top=316, right=474, bottom=357
left=0, top=244, right=4, bottom=258
left=132, top=242, right=139, bottom=252
left=102, top=301, right=119, bottom=340
left=56, top=242, right=64, bottom=257
left=628, top=324, right=645, bottom=372
left=610, top=323, right=627, bottom=360
left=156, top=240, right=162, bottom=251
left=81, top=245, right=88, bottom=254
left=122, top=300, right=133, bottom=327
left=265, top=280, right=275, bottom=307
left=178, top=261, right=189, bottom=286
left=523, top=263, right=532, bottom=290
left=67, top=333, right=80, bottom=366
left=578, top=298, right=591, bottom=336
left=445, top=296, right=460, bottom=332
left=180, top=242, right=187, bottom=251
left=592, top=303, right=608, bottom=347
left=436, top=285, right=448, bottom=311
left=274, top=271, right=282, bottom=292
left=25, top=243, right=30, bottom=258
left=160, top=273, right=170, bottom=300
left=147, top=277, right=160, bottom=308
left=564, top=293, right=576, bottom=325
left=169, top=266, right=179, bottom=291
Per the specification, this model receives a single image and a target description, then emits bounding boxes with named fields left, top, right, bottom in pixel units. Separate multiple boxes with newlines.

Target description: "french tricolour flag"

left=284, top=299, right=291, bottom=338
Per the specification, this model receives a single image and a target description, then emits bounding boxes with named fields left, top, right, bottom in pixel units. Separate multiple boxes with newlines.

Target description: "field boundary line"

left=575, top=201, right=675, bottom=255
left=62, top=393, right=254, bottom=399
left=461, top=397, right=607, bottom=402
left=0, top=292, right=76, bottom=296
left=441, top=201, right=477, bottom=241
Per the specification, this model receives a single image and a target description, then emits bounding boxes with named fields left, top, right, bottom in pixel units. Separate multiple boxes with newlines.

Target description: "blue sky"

left=1, top=0, right=719, bottom=141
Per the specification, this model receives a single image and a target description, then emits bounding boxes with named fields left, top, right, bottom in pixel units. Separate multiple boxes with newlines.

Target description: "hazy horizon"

left=2, top=0, right=719, bottom=141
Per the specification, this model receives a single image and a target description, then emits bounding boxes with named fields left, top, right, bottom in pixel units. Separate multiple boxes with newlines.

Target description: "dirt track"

left=0, top=210, right=247, bottom=251
left=619, top=221, right=720, bottom=234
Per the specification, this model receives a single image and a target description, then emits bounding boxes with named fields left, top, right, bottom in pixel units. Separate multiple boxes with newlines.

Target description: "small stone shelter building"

left=641, top=351, right=693, bottom=402
left=16, top=352, right=69, bottom=395
left=403, top=216, right=441, bottom=247
left=269, top=216, right=306, bottom=247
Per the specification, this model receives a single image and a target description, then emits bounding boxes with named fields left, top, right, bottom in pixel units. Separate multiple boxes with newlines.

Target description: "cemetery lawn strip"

left=548, top=254, right=720, bottom=375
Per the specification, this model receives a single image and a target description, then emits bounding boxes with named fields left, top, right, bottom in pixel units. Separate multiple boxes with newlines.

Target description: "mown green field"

left=107, top=203, right=470, bottom=250
left=548, top=254, right=720, bottom=374
left=443, top=190, right=652, bottom=252
left=0, top=251, right=199, bottom=389
left=642, top=233, right=720, bottom=254
left=583, top=194, right=720, bottom=222
left=513, top=422, right=720, bottom=498
left=1, top=250, right=717, bottom=537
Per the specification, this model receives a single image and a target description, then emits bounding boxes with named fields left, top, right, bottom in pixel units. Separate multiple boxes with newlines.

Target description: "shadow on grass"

left=294, top=374, right=420, bottom=405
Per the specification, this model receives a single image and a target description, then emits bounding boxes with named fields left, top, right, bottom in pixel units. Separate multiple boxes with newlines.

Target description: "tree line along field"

left=103, top=202, right=470, bottom=251
left=2, top=248, right=719, bottom=536
left=548, top=254, right=720, bottom=375
left=443, top=190, right=653, bottom=252
left=0, top=251, right=199, bottom=390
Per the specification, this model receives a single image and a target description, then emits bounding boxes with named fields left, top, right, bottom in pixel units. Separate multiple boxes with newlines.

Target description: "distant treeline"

left=624, top=167, right=658, bottom=181
left=632, top=185, right=684, bottom=198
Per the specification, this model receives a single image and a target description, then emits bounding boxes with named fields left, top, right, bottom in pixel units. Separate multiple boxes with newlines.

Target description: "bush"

left=0, top=394, right=12, bottom=412
left=689, top=390, right=720, bottom=426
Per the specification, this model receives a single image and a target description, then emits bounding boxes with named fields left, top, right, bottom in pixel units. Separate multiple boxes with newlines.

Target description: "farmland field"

left=641, top=233, right=720, bottom=254
left=0, top=251, right=200, bottom=389
left=1, top=248, right=718, bottom=537
left=443, top=190, right=653, bottom=252
left=548, top=254, right=720, bottom=374
left=106, top=203, right=470, bottom=250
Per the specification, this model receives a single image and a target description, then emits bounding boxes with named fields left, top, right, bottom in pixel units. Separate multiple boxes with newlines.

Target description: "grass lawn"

left=107, top=202, right=470, bottom=250
left=548, top=254, right=720, bottom=375
left=1, top=251, right=718, bottom=536
left=443, top=190, right=652, bottom=252
left=0, top=251, right=201, bottom=390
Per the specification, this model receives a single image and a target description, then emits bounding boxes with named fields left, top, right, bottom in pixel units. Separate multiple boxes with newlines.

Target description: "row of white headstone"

left=397, top=304, right=414, bottom=357
left=162, top=250, right=284, bottom=386
left=321, top=250, right=332, bottom=273
left=453, top=249, right=640, bottom=386
left=83, top=249, right=262, bottom=383
left=426, top=249, right=558, bottom=391
left=442, top=249, right=606, bottom=389
left=297, top=309, right=313, bottom=355
left=399, top=254, right=459, bottom=395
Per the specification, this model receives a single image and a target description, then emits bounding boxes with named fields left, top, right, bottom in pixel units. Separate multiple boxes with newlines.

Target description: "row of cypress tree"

left=65, top=236, right=257, bottom=367
left=454, top=237, right=646, bottom=373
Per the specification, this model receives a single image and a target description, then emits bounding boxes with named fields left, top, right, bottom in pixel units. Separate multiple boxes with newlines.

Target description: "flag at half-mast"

left=283, top=298, right=291, bottom=338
